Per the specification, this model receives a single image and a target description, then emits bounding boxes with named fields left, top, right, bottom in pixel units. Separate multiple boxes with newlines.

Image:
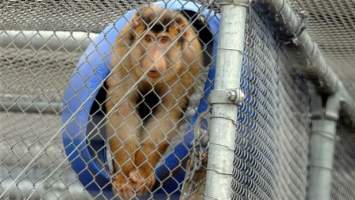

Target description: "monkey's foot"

left=112, top=174, right=136, bottom=200
left=129, top=170, right=156, bottom=195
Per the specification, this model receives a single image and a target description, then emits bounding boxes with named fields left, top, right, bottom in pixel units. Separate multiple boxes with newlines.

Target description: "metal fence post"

left=307, top=93, right=340, bottom=200
left=204, top=1, right=249, bottom=199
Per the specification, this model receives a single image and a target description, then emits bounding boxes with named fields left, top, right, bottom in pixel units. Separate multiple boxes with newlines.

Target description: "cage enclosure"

left=2, top=0, right=355, bottom=200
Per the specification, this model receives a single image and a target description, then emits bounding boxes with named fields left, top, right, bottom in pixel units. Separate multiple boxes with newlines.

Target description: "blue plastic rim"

left=61, top=1, right=220, bottom=199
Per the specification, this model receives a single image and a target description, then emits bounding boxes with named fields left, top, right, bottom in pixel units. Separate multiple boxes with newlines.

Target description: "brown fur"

left=105, top=5, right=203, bottom=199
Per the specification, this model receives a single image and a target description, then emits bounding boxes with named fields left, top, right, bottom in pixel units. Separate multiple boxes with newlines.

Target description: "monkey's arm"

left=105, top=76, right=141, bottom=199
left=131, top=86, right=189, bottom=193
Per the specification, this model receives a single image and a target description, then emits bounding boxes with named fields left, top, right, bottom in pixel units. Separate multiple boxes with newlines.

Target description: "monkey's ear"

left=132, top=5, right=155, bottom=28
left=174, top=14, right=190, bottom=37
left=129, top=12, right=147, bottom=38
left=131, top=13, right=142, bottom=29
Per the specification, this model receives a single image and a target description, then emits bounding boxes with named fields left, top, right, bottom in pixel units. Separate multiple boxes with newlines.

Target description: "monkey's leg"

left=131, top=95, right=187, bottom=194
left=106, top=99, right=141, bottom=199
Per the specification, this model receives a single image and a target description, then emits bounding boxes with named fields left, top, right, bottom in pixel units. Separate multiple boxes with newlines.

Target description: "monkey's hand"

left=112, top=173, right=136, bottom=200
left=129, top=169, right=156, bottom=195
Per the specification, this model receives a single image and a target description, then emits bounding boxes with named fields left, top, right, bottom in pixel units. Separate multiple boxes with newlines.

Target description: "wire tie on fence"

left=208, top=141, right=235, bottom=152
left=209, top=114, right=238, bottom=127
left=205, top=166, right=233, bottom=176
left=308, top=163, right=333, bottom=171
left=217, top=47, right=244, bottom=55
left=311, top=130, right=336, bottom=141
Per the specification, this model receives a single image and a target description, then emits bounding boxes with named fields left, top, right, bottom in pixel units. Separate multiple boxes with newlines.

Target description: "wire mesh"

left=288, top=1, right=355, bottom=200
left=228, top=7, right=311, bottom=200
left=1, top=0, right=355, bottom=200
left=289, top=0, right=355, bottom=98
left=330, top=126, right=355, bottom=200
left=1, top=0, right=217, bottom=199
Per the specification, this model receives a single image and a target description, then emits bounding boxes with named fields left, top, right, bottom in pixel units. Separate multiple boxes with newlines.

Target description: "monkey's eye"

left=144, top=35, right=154, bottom=43
left=159, top=36, right=170, bottom=44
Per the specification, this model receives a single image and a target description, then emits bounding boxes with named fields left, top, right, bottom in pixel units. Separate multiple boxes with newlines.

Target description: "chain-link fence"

left=1, top=0, right=354, bottom=200
left=227, top=7, right=311, bottom=199
left=288, top=1, right=355, bottom=200
left=1, top=1, right=218, bottom=199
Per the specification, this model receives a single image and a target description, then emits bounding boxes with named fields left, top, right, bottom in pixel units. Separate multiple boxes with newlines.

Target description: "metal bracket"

left=209, top=89, right=245, bottom=105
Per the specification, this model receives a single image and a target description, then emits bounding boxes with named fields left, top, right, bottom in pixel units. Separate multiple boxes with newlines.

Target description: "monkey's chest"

left=136, top=89, right=161, bottom=122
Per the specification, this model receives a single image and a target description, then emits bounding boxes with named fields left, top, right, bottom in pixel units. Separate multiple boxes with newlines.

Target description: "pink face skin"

left=141, top=33, right=171, bottom=79
left=131, top=31, right=184, bottom=84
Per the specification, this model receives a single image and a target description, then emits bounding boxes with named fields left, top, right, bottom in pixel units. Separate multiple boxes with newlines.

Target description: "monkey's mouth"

left=147, top=70, right=160, bottom=78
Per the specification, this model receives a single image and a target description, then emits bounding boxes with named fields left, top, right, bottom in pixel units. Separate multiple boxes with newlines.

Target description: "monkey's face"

left=131, top=32, right=184, bottom=84
left=128, top=6, right=194, bottom=84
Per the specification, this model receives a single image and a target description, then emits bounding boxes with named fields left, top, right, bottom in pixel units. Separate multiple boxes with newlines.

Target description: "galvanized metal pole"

left=258, top=0, right=355, bottom=130
left=307, top=93, right=340, bottom=200
left=258, top=0, right=339, bottom=94
left=255, top=0, right=355, bottom=198
left=0, top=30, right=97, bottom=52
left=204, top=1, right=248, bottom=199
left=0, top=95, right=62, bottom=114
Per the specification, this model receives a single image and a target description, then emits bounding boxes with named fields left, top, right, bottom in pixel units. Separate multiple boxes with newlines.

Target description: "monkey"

left=105, top=5, right=204, bottom=199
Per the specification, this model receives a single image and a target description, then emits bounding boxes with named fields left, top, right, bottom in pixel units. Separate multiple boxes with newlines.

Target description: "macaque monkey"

left=105, top=5, right=203, bottom=199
